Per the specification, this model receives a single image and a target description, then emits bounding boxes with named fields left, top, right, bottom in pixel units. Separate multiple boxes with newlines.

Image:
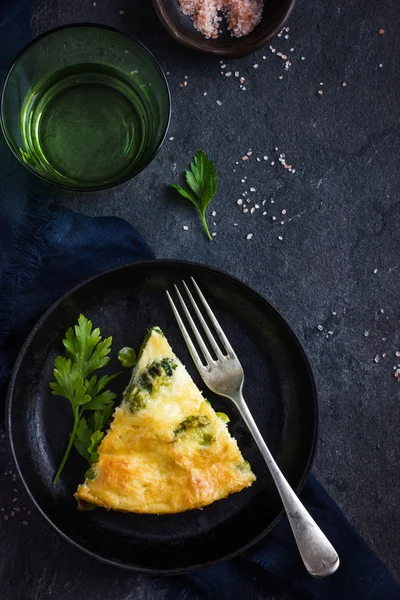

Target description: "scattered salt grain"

left=250, top=187, right=256, bottom=192
left=379, top=28, right=385, bottom=34
left=169, top=136, right=174, bottom=141
left=262, top=211, right=267, bottom=215
left=379, top=64, right=383, bottom=68
left=396, top=351, right=400, bottom=358
left=237, top=199, right=243, bottom=205
left=250, top=207, right=255, bottom=214
left=183, top=225, right=189, bottom=231
left=119, top=9, right=125, bottom=15
left=212, top=210, right=216, bottom=216
left=364, top=331, right=369, bottom=337
left=318, top=90, right=323, bottom=95
left=216, top=100, right=222, bottom=105
left=242, top=155, right=248, bottom=161
left=253, top=64, right=259, bottom=68
left=235, top=71, right=239, bottom=77
left=342, top=82, right=347, bottom=87
left=203, top=92, right=208, bottom=96
left=225, top=72, right=232, bottom=77
left=278, top=236, right=283, bottom=241
left=246, top=233, right=253, bottom=240
left=282, top=209, right=287, bottom=214
left=212, top=232, right=217, bottom=237
left=263, top=156, right=268, bottom=160
left=317, top=325, right=323, bottom=331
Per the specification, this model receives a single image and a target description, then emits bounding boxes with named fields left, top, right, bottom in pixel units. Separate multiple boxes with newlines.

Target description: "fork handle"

left=234, top=393, right=339, bottom=578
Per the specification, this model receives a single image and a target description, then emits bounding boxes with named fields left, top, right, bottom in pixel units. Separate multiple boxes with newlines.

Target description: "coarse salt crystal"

left=253, top=64, right=259, bottom=68
left=183, top=225, right=189, bottom=230
left=235, top=71, right=239, bottom=77
left=250, top=187, right=256, bottom=192
left=212, top=232, right=217, bottom=237
left=246, top=233, right=253, bottom=240
left=216, top=100, right=222, bottom=105
left=364, top=331, right=369, bottom=337
left=237, top=199, right=243, bottom=205
left=278, top=236, right=283, bottom=241
left=317, top=325, right=323, bottom=331
left=225, top=72, right=232, bottom=77
left=212, top=210, right=216, bottom=216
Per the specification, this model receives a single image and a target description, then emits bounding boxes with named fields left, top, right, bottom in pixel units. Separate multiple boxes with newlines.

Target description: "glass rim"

left=0, top=22, right=172, bottom=192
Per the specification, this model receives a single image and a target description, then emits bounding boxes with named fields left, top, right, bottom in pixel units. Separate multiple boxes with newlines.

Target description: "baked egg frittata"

left=75, top=327, right=255, bottom=513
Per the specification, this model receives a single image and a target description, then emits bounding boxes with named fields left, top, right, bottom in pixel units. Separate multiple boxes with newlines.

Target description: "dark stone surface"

left=1, top=0, right=400, bottom=598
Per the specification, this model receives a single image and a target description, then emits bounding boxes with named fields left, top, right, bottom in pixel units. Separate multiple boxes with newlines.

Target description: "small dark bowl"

left=152, top=0, right=296, bottom=58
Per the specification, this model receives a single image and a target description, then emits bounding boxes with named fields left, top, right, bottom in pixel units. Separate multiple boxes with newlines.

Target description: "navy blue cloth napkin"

left=1, top=1, right=399, bottom=599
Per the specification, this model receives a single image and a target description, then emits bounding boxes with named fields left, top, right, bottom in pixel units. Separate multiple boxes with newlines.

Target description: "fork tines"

left=166, top=278, right=235, bottom=370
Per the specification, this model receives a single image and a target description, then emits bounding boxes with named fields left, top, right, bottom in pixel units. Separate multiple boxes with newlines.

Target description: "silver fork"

left=167, top=278, right=339, bottom=578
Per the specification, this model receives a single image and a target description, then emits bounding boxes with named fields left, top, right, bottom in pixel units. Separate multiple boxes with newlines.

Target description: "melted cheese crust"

left=75, top=329, right=255, bottom=513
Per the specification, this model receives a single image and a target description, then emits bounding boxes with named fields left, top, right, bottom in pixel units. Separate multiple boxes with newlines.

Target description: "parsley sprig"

left=50, top=315, right=119, bottom=484
left=171, top=150, right=217, bottom=240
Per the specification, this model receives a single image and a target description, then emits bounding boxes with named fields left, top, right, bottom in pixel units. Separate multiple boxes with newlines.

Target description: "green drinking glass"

left=0, top=24, right=171, bottom=191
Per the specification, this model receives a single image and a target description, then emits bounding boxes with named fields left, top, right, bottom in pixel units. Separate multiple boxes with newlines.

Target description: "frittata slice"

left=75, top=327, right=256, bottom=513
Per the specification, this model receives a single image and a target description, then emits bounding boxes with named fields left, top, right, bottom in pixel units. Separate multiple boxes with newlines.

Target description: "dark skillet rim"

left=6, top=259, right=318, bottom=575
left=152, top=0, right=297, bottom=59
left=0, top=23, right=171, bottom=192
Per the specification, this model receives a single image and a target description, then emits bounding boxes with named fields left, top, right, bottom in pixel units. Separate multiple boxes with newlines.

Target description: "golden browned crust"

left=75, top=329, right=255, bottom=513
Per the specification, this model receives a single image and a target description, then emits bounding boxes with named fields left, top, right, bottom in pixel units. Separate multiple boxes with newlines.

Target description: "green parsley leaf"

left=50, top=315, right=119, bottom=485
left=171, top=150, right=217, bottom=240
left=63, top=314, right=112, bottom=379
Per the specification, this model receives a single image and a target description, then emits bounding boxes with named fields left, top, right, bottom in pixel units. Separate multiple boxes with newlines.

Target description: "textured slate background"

left=1, top=0, right=400, bottom=598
